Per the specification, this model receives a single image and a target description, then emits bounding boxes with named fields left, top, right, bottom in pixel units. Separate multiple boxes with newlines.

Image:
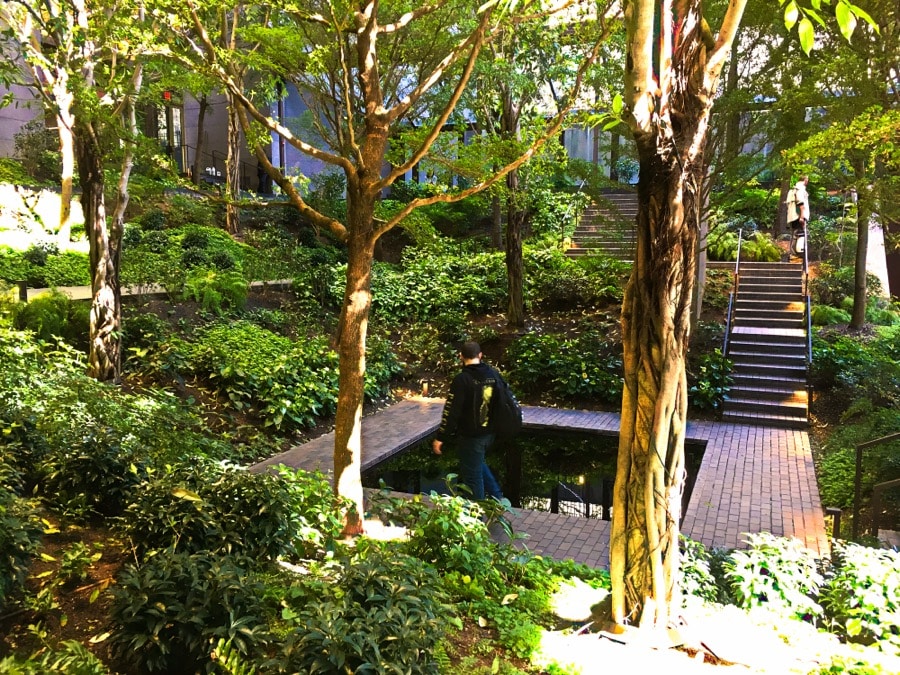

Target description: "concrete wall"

left=0, top=82, right=42, bottom=157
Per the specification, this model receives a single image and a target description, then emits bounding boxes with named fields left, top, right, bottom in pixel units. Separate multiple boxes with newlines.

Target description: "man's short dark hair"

left=460, top=341, right=481, bottom=359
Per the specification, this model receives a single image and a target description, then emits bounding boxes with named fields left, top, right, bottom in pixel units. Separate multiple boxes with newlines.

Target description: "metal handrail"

left=722, top=228, right=744, bottom=356
left=803, top=221, right=812, bottom=364
left=852, top=431, right=900, bottom=539
left=561, top=178, right=588, bottom=250
left=870, top=478, right=900, bottom=539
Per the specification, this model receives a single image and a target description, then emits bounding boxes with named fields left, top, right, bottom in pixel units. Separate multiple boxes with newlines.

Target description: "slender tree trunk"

left=505, top=168, right=526, bottom=328
left=225, top=92, right=241, bottom=234
left=850, top=165, right=871, bottom=329
left=491, top=191, right=503, bottom=249
left=333, top=198, right=376, bottom=537
left=75, top=126, right=120, bottom=382
left=192, top=94, right=209, bottom=186
left=54, top=73, right=76, bottom=245
left=610, top=132, right=620, bottom=182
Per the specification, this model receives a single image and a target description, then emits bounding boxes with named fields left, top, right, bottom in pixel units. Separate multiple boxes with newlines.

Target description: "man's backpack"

left=492, top=380, right=523, bottom=437
left=786, top=188, right=799, bottom=222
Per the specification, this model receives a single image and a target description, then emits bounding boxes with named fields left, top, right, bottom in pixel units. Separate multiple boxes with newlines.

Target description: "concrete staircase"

left=723, top=261, right=809, bottom=429
left=565, top=190, right=637, bottom=260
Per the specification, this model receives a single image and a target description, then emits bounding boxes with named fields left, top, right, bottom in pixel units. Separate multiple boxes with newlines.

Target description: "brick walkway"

left=251, top=397, right=827, bottom=569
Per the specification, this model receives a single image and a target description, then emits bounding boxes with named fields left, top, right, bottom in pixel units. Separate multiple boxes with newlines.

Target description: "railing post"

left=853, top=443, right=864, bottom=539
left=16, top=281, right=27, bottom=302
left=825, top=507, right=842, bottom=540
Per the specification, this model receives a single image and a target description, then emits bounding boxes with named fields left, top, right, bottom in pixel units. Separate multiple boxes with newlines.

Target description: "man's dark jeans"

left=457, top=433, right=503, bottom=501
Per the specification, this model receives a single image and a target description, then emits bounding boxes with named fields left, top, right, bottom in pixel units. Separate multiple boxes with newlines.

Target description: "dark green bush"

left=109, top=551, right=270, bottom=674
left=525, top=247, right=627, bottom=309
left=12, top=290, right=89, bottom=350
left=166, top=194, right=216, bottom=228
left=811, top=264, right=883, bottom=309
left=42, top=251, right=91, bottom=287
left=119, top=463, right=340, bottom=559
left=0, top=487, right=43, bottom=609
left=507, top=329, right=623, bottom=404
left=13, top=119, right=60, bottom=184
left=688, top=349, right=733, bottom=412
left=139, top=208, right=166, bottom=231
left=812, top=330, right=900, bottom=408
left=0, top=246, right=31, bottom=285
left=278, top=545, right=449, bottom=675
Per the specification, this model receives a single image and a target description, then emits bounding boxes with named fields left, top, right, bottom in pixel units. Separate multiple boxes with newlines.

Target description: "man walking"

left=787, top=175, right=810, bottom=256
left=432, top=341, right=504, bottom=501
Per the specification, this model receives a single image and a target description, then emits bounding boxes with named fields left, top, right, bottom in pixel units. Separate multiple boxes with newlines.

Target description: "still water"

left=363, top=431, right=706, bottom=520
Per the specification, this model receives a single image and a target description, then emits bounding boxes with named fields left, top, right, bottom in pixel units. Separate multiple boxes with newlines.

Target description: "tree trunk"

left=491, top=191, right=503, bottom=249
left=611, top=0, right=745, bottom=629
left=612, top=146, right=697, bottom=628
left=192, top=94, right=209, bottom=186
left=54, top=73, right=76, bottom=246
left=850, top=168, right=871, bottom=329
left=777, top=176, right=791, bottom=238
left=75, top=125, right=120, bottom=383
left=333, top=202, right=376, bottom=537
left=505, top=168, right=526, bottom=328
left=610, top=132, right=620, bottom=182
left=225, top=93, right=241, bottom=234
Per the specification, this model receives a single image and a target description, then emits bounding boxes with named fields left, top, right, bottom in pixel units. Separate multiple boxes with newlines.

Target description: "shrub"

left=507, top=329, right=623, bottom=404
left=812, top=305, right=852, bottom=326
left=278, top=545, right=449, bottom=675
left=166, top=194, right=216, bottom=228
left=688, top=349, right=733, bottom=412
left=724, top=532, right=823, bottom=621
left=741, top=231, right=782, bottom=262
left=820, top=542, right=900, bottom=652
left=119, top=463, right=340, bottom=559
left=12, top=290, right=89, bottom=350
left=0, top=640, right=109, bottom=674
left=812, top=331, right=900, bottom=408
left=182, top=268, right=249, bottom=314
left=0, top=488, right=43, bottom=608
left=0, top=246, right=31, bottom=285
left=186, top=320, right=338, bottom=428
left=109, top=551, right=271, bottom=674
left=139, top=208, right=166, bottom=231
left=42, top=251, right=91, bottom=287
left=14, top=118, right=60, bottom=184
left=679, top=536, right=732, bottom=605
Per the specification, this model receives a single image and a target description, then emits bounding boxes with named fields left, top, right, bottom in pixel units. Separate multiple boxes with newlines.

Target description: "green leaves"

left=781, top=0, right=879, bottom=55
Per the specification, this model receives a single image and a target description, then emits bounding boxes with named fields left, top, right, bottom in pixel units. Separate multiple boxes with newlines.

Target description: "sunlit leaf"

left=171, top=487, right=202, bottom=501
left=835, top=2, right=857, bottom=40
left=783, top=1, right=799, bottom=29
left=798, top=17, right=814, bottom=54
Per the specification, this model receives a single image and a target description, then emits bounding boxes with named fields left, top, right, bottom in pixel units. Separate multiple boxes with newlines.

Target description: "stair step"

left=729, top=327, right=807, bottom=342
left=740, top=279, right=804, bottom=291
left=732, top=316, right=805, bottom=329
left=738, top=291, right=805, bottom=302
left=732, top=371, right=806, bottom=386
left=728, top=338, right=807, bottom=353
left=724, top=396, right=808, bottom=416
left=734, top=299, right=806, bottom=312
left=728, top=385, right=808, bottom=404
left=729, top=351, right=807, bottom=366
left=732, top=362, right=807, bottom=378
left=721, top=410, right=808, bottom=429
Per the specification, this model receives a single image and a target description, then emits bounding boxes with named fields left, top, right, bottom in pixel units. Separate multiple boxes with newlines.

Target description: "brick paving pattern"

left=251, top=397, right=827, bottom=569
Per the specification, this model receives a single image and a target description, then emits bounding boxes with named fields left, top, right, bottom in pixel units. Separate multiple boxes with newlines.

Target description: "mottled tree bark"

left=611, top=0, right=747, bottom=629
left=192, top=94, right=209, bottom=186
left=850, top=160, right=872, bottom=329
left=225, top=93, right=241, bottom=234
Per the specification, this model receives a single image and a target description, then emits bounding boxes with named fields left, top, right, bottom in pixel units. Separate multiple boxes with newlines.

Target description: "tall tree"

left=609, top=0, right=874, bottom=628
left=162, top=0, right=611, bottom=535
left=1, top=0, right=145, bottom=382
left=784, top=0, right=896, bottom=328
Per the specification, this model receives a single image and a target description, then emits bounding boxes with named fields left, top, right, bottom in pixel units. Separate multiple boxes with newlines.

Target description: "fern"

left=211, top=639, right=257, bottom=675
